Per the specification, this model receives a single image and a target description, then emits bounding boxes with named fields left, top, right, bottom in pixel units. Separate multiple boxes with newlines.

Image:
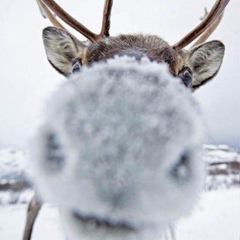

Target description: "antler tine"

left=41, top=0, right=98, bottom=42
left=173, top=0, right=230, bottom=51
left=100, top=0, right=113, bottom=37
left=192, top=11, right=224, bottom=47
left=37, top=0, right=67, bottom=30
left=36, top=0, right=47, bottom=18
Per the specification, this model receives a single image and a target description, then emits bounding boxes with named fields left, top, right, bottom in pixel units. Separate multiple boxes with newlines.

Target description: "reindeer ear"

left=42, top=27, right=86, bottom=76
left=187, top=40, right=225, bottom=90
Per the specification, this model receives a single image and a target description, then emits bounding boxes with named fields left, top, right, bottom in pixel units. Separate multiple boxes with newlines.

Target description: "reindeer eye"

left=72, top=59, right=82, bottom=74
left=178, top=67, right=192, bottom=87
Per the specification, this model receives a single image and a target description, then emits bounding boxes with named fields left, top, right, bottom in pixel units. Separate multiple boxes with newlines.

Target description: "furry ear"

left=42, top=27, right=87, bottom=76
left=184, top=40, right=225, bottom=90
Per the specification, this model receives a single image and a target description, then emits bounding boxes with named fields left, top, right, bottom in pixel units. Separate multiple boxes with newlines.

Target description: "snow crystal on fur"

left=30, top=56, right=204, bottom=239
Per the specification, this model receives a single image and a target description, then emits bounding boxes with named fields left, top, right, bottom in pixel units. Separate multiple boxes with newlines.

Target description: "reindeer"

left=36, top=0, right=228, bottom=90
left=23, top=0, right=230, bottom=239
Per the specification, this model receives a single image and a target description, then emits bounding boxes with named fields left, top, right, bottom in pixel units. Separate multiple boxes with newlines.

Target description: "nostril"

left=170, top=152, right=191, bottom=180
left=44, top=131, right=65, bottom=171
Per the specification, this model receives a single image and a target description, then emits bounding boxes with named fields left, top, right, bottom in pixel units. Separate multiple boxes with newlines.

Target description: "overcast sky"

left=0, top=0, right=239, bottom=149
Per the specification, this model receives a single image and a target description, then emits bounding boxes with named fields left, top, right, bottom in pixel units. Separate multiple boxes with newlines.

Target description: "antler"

left=39, top=0, right=113, bottom=42
left=36, top=0, right=67, bottom=30
left=192, top=9, right=224, bottom=47
left=173, top=0, right=230, bottom=51
left=100, top=0, right=113, bottom=37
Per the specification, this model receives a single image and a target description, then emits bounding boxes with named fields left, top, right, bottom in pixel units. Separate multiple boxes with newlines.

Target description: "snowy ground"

left=0, top=146, right=239, bottom=239
left=0, top=189, right=239, bottom=240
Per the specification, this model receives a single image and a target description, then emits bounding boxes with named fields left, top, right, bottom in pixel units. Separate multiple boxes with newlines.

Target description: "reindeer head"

left=32, top=57, right=205, bottom=240
left=38, top=0, right=228, bottom=90
left=30, top=1, right=230, bottom=239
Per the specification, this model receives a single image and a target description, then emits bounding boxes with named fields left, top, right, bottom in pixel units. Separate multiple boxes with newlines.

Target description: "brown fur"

left=42, top=27, right=225, bottom=90
left=83, top=34, right=184, bottom=76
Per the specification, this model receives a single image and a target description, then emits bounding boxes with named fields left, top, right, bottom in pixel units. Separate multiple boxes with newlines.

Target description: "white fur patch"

left=30, top=57, right=204, bottom=240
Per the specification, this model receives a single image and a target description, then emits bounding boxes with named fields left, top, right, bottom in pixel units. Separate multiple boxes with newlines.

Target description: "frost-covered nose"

left=31, top=57, right=204, bottom=240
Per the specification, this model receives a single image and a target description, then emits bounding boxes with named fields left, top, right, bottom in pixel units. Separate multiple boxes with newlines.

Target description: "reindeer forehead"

left=83, top=35, right=184, bottom=75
